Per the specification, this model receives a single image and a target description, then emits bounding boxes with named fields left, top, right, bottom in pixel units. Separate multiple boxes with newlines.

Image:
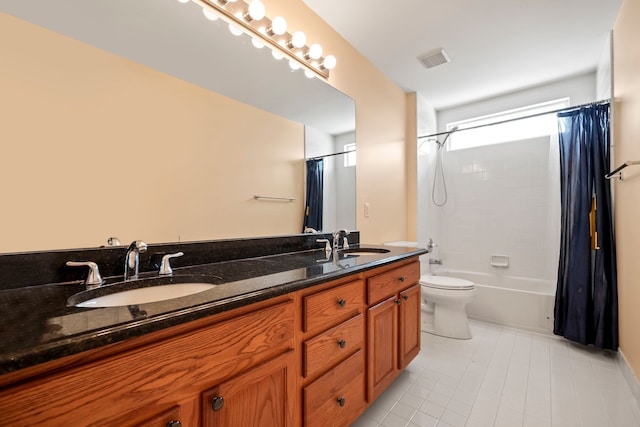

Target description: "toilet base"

left=421, top=301, right=473, bottom=340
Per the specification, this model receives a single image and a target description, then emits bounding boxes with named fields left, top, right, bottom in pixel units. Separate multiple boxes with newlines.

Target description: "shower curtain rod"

left=417, top=98, right=611, bottom=140
left=307, top=149, right=354, bottom=161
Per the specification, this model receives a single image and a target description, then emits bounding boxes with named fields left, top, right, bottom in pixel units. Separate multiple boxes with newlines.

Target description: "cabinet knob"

left=337, top=299, right=346, bottom=308
left=402, top=295, right=409, bottom=300
left=211, top=396, right=225, bottom=412
left=398, top=276, right=405, bottom=283
left=338, top=339, right=346, bottom=348
left=167, top=421, right=182, bottom=427
left=395, top=299, right=402, bottom=305
left=337, top=397, right=346, bottom=407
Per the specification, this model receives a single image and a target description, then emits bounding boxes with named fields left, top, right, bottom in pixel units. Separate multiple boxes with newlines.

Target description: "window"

left=447, top=98, right=570, bottom=151
left=343, top=143, right=356, bottom=167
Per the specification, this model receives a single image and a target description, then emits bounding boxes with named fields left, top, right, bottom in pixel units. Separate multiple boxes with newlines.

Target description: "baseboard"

left=618, top=349, right=640, bottom=409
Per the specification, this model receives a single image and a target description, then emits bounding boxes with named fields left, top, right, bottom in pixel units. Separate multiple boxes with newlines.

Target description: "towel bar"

left=253, top=195, right=296, bottom=202
left=605, top=160, right=640, bottom=180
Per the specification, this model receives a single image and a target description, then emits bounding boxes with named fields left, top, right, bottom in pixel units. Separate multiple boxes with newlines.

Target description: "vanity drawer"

left=367, top=261, right=420, bottom=305
left=303, top=279, right=364, bottom=333
left=303, top=313, right=364, bottom=378
left=303, top=349, right=366, bottom=427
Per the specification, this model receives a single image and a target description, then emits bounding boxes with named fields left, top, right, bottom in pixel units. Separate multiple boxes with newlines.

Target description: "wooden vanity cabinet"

left=0, top=256, right=423, bottom=427
left=0, top=298, right=296, bottom=427
left=299, top=278, right=367, bottom=427
left=366, top=261, right=421, bottom=402
left=201, top=350, right=296, bottom=427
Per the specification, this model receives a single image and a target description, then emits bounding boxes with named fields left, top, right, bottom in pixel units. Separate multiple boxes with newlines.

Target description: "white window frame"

left=446, top=98, right=570, bottom=151
left=343, top=143, right=356, bottom=167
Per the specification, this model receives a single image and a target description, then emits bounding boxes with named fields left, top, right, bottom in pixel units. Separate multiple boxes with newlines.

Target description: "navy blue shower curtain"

left=303, top=159, right=323, bottom=232
left=554, top=103, right=618, bottom=350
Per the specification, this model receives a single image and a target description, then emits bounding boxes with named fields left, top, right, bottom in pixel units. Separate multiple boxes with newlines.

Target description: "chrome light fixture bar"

left=187, top=0, right=336, bottom=79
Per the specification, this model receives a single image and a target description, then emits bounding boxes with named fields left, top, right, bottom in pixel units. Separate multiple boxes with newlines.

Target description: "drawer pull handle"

left=211, top=396, right=225, bottom=412
left=338, top=339, right=346, bottom=348
left=395, top=299, right=402, bottom=305
left=398, top=276, right=405, bottom=283
left=167, top=422, right=182, bottom=427
left=337, top=299, right=346, bottom=308
left=337, top=397, right=346, bottom=407
left=402, top=295, right=409, bottom=300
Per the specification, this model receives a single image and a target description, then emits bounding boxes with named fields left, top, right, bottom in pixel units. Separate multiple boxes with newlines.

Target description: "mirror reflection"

left=0, top=0, right=355, bottom=253
left=304, top=128, right=356, bottom=232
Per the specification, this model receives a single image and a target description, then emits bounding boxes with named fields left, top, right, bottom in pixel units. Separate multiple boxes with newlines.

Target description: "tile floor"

left=352, top=320, right=640, bottom=427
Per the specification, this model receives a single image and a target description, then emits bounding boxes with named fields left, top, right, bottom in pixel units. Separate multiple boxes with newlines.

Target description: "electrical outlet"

left=364, top=203, right=370, bottom=217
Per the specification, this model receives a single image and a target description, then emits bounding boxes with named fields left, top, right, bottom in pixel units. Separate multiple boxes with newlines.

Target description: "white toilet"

left=420, top=275, right=477, bottom=339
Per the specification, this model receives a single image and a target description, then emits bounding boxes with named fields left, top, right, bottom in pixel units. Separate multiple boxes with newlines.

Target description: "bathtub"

left=430, top=269, right=556, bottom=335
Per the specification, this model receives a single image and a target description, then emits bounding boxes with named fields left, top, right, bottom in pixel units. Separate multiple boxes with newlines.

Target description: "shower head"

left=441, top=125, right=459, bottom=146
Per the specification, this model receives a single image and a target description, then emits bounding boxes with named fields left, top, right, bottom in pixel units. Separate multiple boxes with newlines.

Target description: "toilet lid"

left=420, top=275, right=474, bottom=290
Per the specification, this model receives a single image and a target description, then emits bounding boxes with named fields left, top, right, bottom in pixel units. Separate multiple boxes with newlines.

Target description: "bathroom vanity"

left=0, top=234, right=426, bottom=426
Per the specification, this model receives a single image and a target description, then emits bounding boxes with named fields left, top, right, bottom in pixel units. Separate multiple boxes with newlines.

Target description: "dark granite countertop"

left=0, top=244, right=426, bottom=376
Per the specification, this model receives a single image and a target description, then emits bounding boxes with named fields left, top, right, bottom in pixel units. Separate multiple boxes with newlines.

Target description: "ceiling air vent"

left=417, top=48, right=450, bottom=69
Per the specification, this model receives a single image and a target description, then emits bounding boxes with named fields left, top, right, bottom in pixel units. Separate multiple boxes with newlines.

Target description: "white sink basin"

left=75, top=282, right=216, bottom=308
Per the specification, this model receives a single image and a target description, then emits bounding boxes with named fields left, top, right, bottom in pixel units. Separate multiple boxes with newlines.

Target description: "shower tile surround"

left=432, top=136, right=558, bottom=281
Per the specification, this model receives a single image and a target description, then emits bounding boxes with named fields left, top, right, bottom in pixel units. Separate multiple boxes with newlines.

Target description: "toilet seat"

left=420, top=275, right=474, bottom=291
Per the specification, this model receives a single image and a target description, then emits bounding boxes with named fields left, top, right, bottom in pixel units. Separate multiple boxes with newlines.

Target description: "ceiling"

left=303, top=0, right=622, bottom=110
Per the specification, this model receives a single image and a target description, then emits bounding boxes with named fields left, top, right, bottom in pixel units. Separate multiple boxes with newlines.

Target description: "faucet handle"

left=159, top=252, right=184, bottom=275
left=66, top=261, right=104, bottom=289
left=342, top=237, right=350, bottom=250
left=316, top=239, right=331, bottom=253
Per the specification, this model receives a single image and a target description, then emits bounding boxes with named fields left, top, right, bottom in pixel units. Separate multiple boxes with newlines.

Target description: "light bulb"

left=251, top=38, right=265, bottom=49
left=202, top=8, right=218, bottom=21
left=290, top=31, right=306, bottom=49
left=228, top=23, right=243, bottom=36
left=308, top=43, right=322, bottom=60
left=247, top=0, right=265, bottom=21
left=272, top=50, right=284, bottom=60
left=304, top=70, right=315, bottom=79
left=177, top=0, right=190, bottom=3
left=289, top=60, right=301, bottom=70
left=322, top=55, right=336, bottom=70
left=270, top=16, right=287, bottom=35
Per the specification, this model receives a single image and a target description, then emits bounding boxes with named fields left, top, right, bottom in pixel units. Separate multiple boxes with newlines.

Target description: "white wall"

left=438, top=72, right=597, bottom=133
left=415, top=94, right=438, bottom=269
left=417, top=72, right=597, bottom=278
left=596, top=32, right=613, bottom=100
left=335, top=132, right=357, bottom=231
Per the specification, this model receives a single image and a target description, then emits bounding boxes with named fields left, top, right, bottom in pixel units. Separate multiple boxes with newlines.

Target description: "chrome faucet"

left=124, top=240, right=148, bottom=281
left=332, top=229, right=350, bottom=251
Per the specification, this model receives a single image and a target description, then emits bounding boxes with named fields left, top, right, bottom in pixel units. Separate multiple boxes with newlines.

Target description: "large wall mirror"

left=0, top=0, right=355, bottom=253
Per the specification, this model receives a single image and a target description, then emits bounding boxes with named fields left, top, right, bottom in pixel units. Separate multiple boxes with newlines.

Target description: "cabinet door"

left=367, top=296, right=398, bottom=402
left=201, top=351, right=296, bottom=427
left=398, top=284, right=421, bottom=369
left=303, top=350, right=366, bottom=427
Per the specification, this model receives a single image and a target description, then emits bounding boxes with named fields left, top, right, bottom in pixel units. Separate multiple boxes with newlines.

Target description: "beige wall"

left=266, top=0, right=410, bottom=244
left=613, top=0, right=640, bottom=378
left=0, top=13, right=304, bottom=252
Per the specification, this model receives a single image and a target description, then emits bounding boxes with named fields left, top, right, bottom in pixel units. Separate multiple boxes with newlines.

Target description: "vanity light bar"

left=188, top=0, right=336, bottom=79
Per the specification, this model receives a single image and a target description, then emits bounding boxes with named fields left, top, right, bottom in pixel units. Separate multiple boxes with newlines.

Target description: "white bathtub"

left=431, top=269, right=556, bottom=335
